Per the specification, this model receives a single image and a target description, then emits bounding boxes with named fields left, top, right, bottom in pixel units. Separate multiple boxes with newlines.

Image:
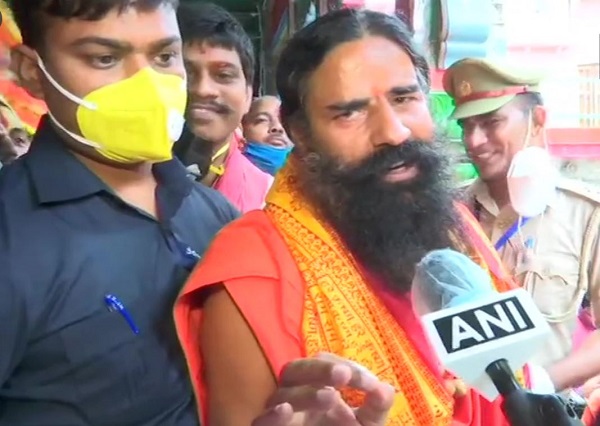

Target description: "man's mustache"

left=342, top=140, right=441, bottom=182
left=188, top=100, right=232, bottom=114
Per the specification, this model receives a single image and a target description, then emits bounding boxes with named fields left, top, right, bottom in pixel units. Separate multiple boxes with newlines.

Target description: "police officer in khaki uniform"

left=443, top=58, right=600, bottom=372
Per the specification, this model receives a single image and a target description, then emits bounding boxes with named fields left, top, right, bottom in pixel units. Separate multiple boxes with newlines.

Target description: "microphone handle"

left=501, top=391, right=540, bottom=426
left=486, top=359, right=534, bottom=426
left=485, top=359, right=522, bottom=396
left=501, top=392, right=585, bottom=426
left=486, top=359, right=584, bottom=426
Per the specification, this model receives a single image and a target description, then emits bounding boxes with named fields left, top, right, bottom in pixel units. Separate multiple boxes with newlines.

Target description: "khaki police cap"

left=443, top=58, right=544, bottom=120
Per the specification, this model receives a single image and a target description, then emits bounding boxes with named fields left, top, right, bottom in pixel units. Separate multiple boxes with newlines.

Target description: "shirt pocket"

left=514, top=257, right=584, bottom=322
left=58, top=296, right=154, bottom=407
left=59, top=304, right=141, bottom=365
left=58, top=295, right=190, bottom=423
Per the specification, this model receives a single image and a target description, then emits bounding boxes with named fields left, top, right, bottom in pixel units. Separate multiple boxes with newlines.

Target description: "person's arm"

left=201, top=284, right=285, bottom=426
left=201, top=285, right=395, bottom=426
left=547, top=332, right=600, bottom=392
left=547, top=223, right=600, bottom=391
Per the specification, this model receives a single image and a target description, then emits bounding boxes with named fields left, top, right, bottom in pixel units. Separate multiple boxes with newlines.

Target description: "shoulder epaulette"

left=557, top=177, right=600, bottom=205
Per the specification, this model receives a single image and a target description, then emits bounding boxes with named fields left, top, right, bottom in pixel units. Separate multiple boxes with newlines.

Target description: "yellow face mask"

left=38, top=58, right=187, bottom=164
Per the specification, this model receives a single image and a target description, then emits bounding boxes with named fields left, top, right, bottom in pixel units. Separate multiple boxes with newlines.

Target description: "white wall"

left=501, top=0, right=581, bottom=127
left=571, top=0, right=600, bottom=65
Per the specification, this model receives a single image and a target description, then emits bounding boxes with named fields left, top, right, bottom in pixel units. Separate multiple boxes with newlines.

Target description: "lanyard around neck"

left=475, top=200, right=531, bottom=251
left=494, top=216, right=532, bottom=251
left=209, top=142, right=230, bottom=176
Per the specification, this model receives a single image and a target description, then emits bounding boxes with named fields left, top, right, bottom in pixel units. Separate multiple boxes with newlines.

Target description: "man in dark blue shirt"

left=1, top=1, right=238, bottom=424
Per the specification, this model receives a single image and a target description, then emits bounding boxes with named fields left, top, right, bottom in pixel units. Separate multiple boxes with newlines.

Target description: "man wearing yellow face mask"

left=0, top=1, right=239, bottom=425
left=445, top=58, right=600, bottom=393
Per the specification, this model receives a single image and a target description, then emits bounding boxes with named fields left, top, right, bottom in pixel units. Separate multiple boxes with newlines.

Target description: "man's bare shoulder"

left=193, top=210, right=289, bottom=284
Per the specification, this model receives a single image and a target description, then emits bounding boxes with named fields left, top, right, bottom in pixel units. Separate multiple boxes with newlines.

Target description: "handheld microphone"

left=412, top=249, right=583, bottom=425
left=411, top=248, right=551, bottom=402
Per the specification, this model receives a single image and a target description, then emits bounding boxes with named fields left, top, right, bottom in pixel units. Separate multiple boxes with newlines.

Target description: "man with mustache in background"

left=173, top=9, right=539, bottom=426
left=174, top=2, right=272, bottom=212
left=445, top=58, right=600, bottom=386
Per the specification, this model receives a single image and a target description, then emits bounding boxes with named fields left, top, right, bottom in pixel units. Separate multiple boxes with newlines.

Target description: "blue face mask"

left=244, top=141, right=292, bottom=176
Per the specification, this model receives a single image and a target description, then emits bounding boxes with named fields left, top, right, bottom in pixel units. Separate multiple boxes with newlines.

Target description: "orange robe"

left=174, top=163, right=527, bottom=425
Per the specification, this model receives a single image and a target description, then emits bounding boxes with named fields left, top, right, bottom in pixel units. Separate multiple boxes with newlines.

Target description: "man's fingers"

left=321, top=392, right=358, bottom=424
left=251, top=403, right=294, bottom=426
left=279, top=358, right=353, bottom=388
left=276, top=354, right=393, bottom=426
left=316, top=353, right=381, bottom=391
left=355, top=382, right=396, bottom=426
left=279, top=354, right=381, bottom=392
left=266, top=385, right=339, bottom=412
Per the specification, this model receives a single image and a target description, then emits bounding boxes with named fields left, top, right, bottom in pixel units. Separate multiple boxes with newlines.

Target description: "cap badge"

left=458, top=80, right=472, bottom=98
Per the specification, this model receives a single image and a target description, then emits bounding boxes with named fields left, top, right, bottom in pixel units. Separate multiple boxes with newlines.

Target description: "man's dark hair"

left=276, top=8, right=429, bottom=131
left=177, top=1, right=255, bottom=85
left=10, top=0, right=178, bottom=49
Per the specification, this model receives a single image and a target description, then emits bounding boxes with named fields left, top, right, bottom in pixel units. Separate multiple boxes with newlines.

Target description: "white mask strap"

left=508, top=111, right=534, bottom=178
left=541, top=126, right=549, bottom=150
left=46, top=111, right=101, bottom=149
left=37, top=56, right=97, bottom=110
left=522, top=110, right=533, bottom=149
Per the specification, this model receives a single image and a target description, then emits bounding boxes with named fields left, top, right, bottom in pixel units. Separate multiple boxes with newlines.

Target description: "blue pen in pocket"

left=104, top=294, right=139, bottom=335
left=524, top=238, right=535, bottom=249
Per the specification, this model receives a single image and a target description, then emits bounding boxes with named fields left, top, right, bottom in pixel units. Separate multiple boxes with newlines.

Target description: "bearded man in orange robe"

left=174, top=9, right=535, bottom=426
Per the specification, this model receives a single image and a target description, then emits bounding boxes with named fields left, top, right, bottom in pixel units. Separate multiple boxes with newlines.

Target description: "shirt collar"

left=25, top=116, right=193, bottom=205
left=469, top=178, right=501, bottom=216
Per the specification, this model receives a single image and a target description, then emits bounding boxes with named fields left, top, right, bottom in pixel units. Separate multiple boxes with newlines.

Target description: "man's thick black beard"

left=295, top=137, right=463, bottom=294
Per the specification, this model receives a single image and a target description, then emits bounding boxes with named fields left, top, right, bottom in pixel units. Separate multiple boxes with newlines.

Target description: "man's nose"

left=269, top=122, right=284, bottom=135
left=371, top=103, right=411, bottom=147
left=188, top=73, right=219, bottom=98
left=463, top=126, right=488, bottom=151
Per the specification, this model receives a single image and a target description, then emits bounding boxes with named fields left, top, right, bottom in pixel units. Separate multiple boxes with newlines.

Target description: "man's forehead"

left=183, top=41, right=241, bottom=66
left=460, top=110, right=498, bottom=123
left=46, top=4, right=180, bottom=47
left=250, top=96, right=279, bottom=113
left=307, top=36, right=419, bottom=105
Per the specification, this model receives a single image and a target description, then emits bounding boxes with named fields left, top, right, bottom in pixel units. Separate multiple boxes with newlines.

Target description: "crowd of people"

left=0, top=0, right=599, bottom=425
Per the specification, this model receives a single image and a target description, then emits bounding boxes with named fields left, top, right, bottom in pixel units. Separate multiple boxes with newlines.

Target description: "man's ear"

left=531, top=105, right=546, bottom=138
left=11, top=45, right=45, bottom=100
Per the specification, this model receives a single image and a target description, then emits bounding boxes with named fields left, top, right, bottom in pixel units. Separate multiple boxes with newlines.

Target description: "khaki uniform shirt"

left=463, top=177, right=600, bottom=367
